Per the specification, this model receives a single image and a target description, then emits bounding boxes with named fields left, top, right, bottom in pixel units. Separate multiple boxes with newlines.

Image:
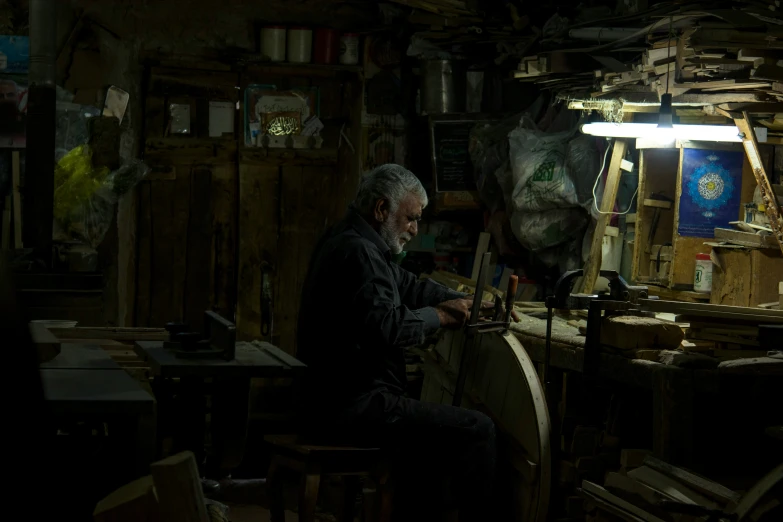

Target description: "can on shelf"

left=287, top=27, right=313, bottom=63
left=694, top=253, right=712, bottom=293
left=313, top=28, right=339, bottom=64
left=339, top=33, right=360, bottom=65
left=260, top=26, right=286, bottom=62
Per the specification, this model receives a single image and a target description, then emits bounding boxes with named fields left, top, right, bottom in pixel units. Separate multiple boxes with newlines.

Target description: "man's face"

left=379, top=191, right=424, bottom=255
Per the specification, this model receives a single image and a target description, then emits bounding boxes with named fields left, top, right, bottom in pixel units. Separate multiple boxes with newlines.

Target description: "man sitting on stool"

left=298, top=164, right=514, bottom=521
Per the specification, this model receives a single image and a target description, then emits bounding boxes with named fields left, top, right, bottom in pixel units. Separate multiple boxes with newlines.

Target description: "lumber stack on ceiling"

left=512, top=2, right=783, bottom=115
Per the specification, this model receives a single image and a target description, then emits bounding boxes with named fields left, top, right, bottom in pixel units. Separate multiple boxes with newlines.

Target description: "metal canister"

left=260, top=26, right=286, bottom=62
left=313, top=28, right=339, bottom=64
left=287, top=27, right=313, bottom=63
left=420, top=59, right=466, bottom=114
left=339, top=33, right=360, bottom=65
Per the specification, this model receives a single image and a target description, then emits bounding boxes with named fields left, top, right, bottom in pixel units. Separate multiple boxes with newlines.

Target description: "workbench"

left=134, top=340, right=306, bottom=477
left=507, top=313, right=782, bottom=468
left=40, top=343, right=121, bottom=370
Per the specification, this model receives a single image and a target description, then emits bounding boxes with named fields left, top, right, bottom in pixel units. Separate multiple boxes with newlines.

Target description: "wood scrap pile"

left=581, top=454, right=741, bottom=522
left=94, top=451, right=223, bottom=522
left=596, top=311, right=782, bottom=365
left=399, top=1, right=537, bottom=54
left=512, top=3, right=783, bottom=114
left=680, top=314, right=783, bottom=360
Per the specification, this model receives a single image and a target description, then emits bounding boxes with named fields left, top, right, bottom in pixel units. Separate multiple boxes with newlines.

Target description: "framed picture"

left=677, top=147, right=744, bottom=238
left=244, top=84, right=319, bottom=145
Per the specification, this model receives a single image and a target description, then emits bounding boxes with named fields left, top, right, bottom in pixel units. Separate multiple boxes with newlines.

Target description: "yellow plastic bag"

left=53, top=145, right=110, bottom=223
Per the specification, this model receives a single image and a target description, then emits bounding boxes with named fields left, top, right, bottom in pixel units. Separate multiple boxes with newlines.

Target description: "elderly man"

left=297, top=164, right=498, bottom=521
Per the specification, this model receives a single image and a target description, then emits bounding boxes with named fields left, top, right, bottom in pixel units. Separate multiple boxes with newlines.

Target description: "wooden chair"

left=264, top=435, right=394, bottom=522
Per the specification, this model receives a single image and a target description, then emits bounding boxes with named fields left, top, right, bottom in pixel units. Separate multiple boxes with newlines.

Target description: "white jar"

left=260, top=26, right=287, bottom=62
left=287, top=27, right=313, bottom=63
left=694, top=253, right=712, bottom=293
left=339, top=33, right=359, bottom=65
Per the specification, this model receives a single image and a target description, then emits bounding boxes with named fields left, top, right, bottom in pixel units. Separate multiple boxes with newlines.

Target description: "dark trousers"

left=307, top=391, right=497, bottom=522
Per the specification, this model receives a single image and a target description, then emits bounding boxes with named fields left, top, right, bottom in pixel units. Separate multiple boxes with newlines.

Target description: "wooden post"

left=732, top=112, right=783, bottom=256
left=12, top=151, right=22, bottom=249
left=577, top=138, right=629, bottom=294
left=1, top=195, right=10, bottom=250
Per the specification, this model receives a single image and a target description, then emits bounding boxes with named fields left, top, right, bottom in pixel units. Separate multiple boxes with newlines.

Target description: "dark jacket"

left=297, top=209, right=464, bottom=419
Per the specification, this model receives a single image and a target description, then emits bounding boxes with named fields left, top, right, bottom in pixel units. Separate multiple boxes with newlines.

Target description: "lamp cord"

left=592, top=139, right=639, bottom=216
left=665, top=14, right=673, bottom=95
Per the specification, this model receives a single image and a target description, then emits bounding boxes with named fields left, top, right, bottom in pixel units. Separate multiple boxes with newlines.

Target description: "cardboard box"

left=710, top=248, right=783, bottom=307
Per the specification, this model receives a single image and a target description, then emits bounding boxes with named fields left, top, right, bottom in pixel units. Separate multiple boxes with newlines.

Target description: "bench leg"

left=341, top=476, right=361, bottom=522
left=267, top=457, right=285, bottom=522
left=377, top=476, right=394, bottom=522
left=299, top=472, right=321, bottom=522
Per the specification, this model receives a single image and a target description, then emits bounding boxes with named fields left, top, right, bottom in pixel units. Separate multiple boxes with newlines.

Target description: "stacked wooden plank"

left=388, top=0, right=479, bottom=18
left=514, top=5, right=783, bottom=111
left=581, top=454, right=740, bottom=522
left=47, top=326, right=166, bottom=381
left=680, top=315, right=782, bottom=360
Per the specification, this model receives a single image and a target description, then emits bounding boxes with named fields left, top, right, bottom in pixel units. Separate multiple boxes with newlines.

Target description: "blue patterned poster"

left=677, top=148, right=743, bottom=238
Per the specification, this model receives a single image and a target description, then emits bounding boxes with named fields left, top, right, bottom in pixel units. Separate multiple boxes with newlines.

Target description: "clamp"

left=452, top=251, right=519, bottom=407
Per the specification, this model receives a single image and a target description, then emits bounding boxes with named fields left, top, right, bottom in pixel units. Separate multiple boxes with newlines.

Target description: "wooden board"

left=714, top=228, right=779, bottom=249
left=210, top=165, right=237, bottom=319
left=148, top=171, right=191, bottom=325
left=184, top=166, right=213, bottom=332
left=422, top=330, right=551, bottom=522
left=642, top=455, right=740, bottom=506
left=12, top=151, right=22, bottom=249
left=632, top=149, right=679, bottom=283
left=580, top=138, right=628, bottom=293
left=150, top=451, right=209, bottom=522
left=93, top=475, right=158, bottom=522
left=236, top=164, right=280, bottom=342
left=711, top=248, right=783, bottom=307
left=641, top=299, right=783, bottom=322
left=582, top=481, right=667, bottom=522
left=29, top=322, right=61, bottom=363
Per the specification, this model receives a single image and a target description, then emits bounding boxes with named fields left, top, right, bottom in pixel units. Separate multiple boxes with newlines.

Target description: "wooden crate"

left=711, top=248, right=783, bottom=307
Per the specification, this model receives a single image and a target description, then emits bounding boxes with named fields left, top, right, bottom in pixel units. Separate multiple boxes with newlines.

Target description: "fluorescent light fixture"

left=580, top=122, right=768, bottom=143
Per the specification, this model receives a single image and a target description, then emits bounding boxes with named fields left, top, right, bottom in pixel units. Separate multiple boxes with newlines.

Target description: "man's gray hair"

left=352, top=164, right=428, bottom=215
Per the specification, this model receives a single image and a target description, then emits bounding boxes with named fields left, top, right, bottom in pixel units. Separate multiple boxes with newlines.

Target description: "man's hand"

left=434, top=297, right=474, bottom=329
left=479, top=300, right=521, bottom=322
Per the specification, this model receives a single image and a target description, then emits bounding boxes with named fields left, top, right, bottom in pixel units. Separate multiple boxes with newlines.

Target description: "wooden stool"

left=265, top=435, right=394, bottom=522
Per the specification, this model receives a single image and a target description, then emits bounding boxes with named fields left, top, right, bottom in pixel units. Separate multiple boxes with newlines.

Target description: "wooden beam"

left=577, top=138, right=629, bottom=294
left=733, top=112, right=783, bottom=255
left=12, top=151, right=22, bottom=249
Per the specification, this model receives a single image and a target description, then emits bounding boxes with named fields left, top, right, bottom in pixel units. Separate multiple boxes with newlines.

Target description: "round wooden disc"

left=421, top=329, right=551, bottom=522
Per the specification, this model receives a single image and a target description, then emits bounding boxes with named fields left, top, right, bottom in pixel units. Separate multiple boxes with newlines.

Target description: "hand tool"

left=452, top=252, right=519, bottom=407
left=164, top=311, right=237, bottom=361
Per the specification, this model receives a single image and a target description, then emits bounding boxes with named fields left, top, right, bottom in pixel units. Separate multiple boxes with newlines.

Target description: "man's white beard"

left=379, top=220, right=411, bottom=255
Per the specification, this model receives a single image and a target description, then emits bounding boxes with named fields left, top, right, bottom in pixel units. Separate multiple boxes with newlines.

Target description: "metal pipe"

left=24, top=0, right=57, bottom=263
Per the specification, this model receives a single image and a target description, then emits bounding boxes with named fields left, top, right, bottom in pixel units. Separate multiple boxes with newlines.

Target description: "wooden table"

left=134, top=341, right=306, bottom=477
left=40, top=343, right=121, bottom=370
left=41, top=368, right=157, bottom=476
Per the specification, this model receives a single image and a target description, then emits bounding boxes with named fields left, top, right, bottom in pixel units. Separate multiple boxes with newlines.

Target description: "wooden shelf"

left=239, top=147, right=340, bottom=165
left=240, top=58, right=363, bottom=73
